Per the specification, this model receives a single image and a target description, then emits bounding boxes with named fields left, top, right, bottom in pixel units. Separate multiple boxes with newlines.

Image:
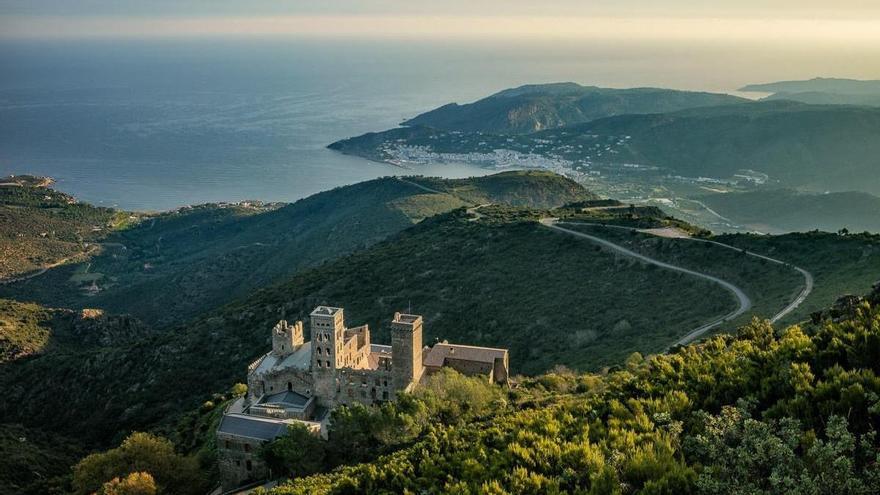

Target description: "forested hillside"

left=0, top=175, right=132, bottom=280
left=558, top=101, right=880, bottom=193
left=257, top=284, right=880, bottom=495
left=1, top=171, right=591, bottom=326
left=4, top=174, right=880, bottom=494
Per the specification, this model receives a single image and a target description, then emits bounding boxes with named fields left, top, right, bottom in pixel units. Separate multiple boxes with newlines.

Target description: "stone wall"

left=216, top=433, right=268, bottom=490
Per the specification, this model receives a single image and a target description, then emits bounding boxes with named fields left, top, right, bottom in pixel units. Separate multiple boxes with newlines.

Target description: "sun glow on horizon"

left=1, top=14, right=879, bottom=45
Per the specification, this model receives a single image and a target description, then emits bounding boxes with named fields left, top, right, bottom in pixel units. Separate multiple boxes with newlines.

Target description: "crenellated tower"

left=271, top=320, right=304, bottom=357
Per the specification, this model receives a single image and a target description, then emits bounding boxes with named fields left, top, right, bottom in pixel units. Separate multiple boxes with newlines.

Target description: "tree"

left=72, top=432, right=204, bottom=495
left=98, top=472, right=157, bottom=495
left=261, top=424, right=326, bottom=479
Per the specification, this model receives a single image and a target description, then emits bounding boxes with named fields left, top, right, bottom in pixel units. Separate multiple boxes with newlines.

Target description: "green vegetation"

left=3, top=174, right=879, bottom=493
left=543, top=101, right=880, bottom=194
left=554, top=223, right=804, bottom=328
left=262, top=368, right=503, bottom=478
left=0, top=299, right=150, bottom=363
left=1, top=172, right=592, bottom=326
left=262, top=287, right=880, bottom=494
left=0, top=175, right=133, bottom=280
left=0, top=423, right=84, bottom=495
left=400, top=83, right=745, bottom=134
left=716, top=231, right=880, bottom=324
left=72, top=432, right=205, bottom=495
left=699, top=189, right=880, bottom=233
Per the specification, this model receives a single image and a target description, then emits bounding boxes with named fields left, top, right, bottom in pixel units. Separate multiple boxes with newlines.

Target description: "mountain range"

left=402, top=82, right=746, bottom=134
left=3, top=171, right=880, bottom=493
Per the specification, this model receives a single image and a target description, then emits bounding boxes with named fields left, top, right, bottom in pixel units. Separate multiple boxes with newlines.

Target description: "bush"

left=72, top=432, right=204, bottom=495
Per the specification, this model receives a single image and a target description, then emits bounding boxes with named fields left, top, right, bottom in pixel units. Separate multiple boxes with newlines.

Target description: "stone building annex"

left=216, top=306, right=509, bottom=488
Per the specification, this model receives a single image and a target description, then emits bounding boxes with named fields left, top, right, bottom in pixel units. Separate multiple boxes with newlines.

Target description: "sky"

left=1, top=1, right=880, bottom=41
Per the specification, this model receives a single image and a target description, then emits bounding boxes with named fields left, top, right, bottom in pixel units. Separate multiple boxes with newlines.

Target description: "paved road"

left=540, top=219, right=814, bottom=346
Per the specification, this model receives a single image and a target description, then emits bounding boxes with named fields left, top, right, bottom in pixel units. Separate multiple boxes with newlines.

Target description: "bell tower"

left=310, top=306, right=345, bottom=402
left=391, top=312, right=423, bottom=392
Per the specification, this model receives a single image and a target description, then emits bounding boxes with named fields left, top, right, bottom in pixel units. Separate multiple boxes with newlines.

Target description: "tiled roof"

left=217, top=414, right=288, bottom=441
left=423, top=343, right=508, bottom=367
left=311, top=306, right=341, bottom=316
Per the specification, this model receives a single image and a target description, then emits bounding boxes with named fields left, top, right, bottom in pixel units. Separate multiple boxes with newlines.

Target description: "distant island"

left=740, top=77, right=880, bottom=106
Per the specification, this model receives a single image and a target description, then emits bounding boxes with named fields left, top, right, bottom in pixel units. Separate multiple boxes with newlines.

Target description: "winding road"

left=396, top=177, right=813, bottom=346
left=539, top=218, right=814, bottom=346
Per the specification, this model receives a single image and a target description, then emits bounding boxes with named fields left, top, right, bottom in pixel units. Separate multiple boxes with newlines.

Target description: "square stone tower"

left=391, top=312, right=423, bottom=391
left=310, top=306, right=344, bottom=401
left=271, top=320, right=304, bottom=357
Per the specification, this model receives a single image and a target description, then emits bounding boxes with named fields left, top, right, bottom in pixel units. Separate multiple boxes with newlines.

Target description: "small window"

left=287, top=382, right=292, bottom=391
left=326, top=347, right=331, bottom=355
left=382, top=380, right=387, bottom=387
left=225, top=440, right=230, bottom=449
left=317, top=347, right=322, bottom=355
left=317, top=361, right=322, bottom=368
left=244, top=444, right=251, bottom=453
left=383, top=391, right=389, bottom=400
left=246, top=460, right=252, bottom=471
left=236, top=460, right=241, bottom=467
left=325, top=360, right=330, bottom=367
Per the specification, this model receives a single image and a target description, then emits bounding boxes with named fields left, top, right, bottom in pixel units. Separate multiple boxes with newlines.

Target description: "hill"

left=741, top=77, right=880, bottom=106
left=4, top=199, right=880, bottom=492
left=400, top=83, right=746, bottom=134
left=0, top=175, right=134, bottom=281
left=4, top=203, right=878, bottom=444
left=265, top=283, right=880, bottom=494
left=549, top=101, right=880, bottom=193
left=698, top=189, right=880, bottom=234
left=0, top=171, right=592, bottom=326
left=330, top=100, right=880, bottom=197
left=0, top=299, right=150, bottom=364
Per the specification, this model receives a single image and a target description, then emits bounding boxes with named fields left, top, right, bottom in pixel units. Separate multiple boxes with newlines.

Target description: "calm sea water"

left=1, top=38, right=875, bottom=210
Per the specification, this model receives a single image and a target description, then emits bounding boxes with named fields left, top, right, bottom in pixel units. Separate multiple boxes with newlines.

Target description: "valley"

left=2, top=171, right=879, bottom=494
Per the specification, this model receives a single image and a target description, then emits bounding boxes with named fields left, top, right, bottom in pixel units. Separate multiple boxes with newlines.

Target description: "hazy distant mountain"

left=551, top=101, right=880, bottom=193
left=402, top=82, right=747, bottom=134
left=699, top=189, right=880, bottom=234
left=741, top=78, right=880, bottom=106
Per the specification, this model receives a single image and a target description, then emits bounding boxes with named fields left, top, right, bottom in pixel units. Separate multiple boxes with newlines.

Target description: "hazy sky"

left=2, top=1, right=880, bottom=40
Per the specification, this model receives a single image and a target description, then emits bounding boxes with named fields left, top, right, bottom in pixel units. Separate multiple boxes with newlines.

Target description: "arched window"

left=326, top=347, right=331, bottom=355
left=317, top=347, right=322, bottom=355
left=287, top=382, right=292, bottom=391
left=325, top=360, right=331, bottom=367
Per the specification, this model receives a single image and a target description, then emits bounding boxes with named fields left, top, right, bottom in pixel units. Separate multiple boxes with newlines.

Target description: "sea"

left=0, top=37, right=872, bottom=211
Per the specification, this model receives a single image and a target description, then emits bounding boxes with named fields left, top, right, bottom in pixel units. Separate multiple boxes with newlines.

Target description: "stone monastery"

left=217, top=306, right=509, bottom=488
